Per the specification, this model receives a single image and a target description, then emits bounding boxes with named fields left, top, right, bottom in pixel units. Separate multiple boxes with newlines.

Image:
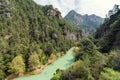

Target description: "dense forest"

left=0, top=0, right=120, bottom=80
left=0, top=0, right=83, bottom=79
left=51, top=6, right=120, bottom=80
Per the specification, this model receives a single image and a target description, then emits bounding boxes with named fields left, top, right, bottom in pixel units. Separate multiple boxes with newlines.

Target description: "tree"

left=99, top=68, right=120, bottom=80
left=51, top=69, right=62, bottom=80
left=74, top=38, right=106, bottom=79
left=0, top=54, right=5, bottom=79
left=107, top=51, right=120, bottom=71
left=0, top=70, right=5, bottom=79
left=9, top=55, right=25, bottom=74
left=43, top=43, right=54, bottom=56
left=28, top=52, right=40, bottom=71
left=72, top=60, right=93, bottom=80
left=38, top=49, right=47, bottom=65
left=61, top=60, right=94, bottom=80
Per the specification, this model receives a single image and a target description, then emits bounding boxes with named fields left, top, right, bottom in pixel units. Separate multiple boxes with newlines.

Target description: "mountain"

left=51, top=6, right=120, bottom=80
left=65, top=10, right=104, bottom=34
left=0, top=0, right=83, bottom=79
left=94, top=8, right=120, bottom=52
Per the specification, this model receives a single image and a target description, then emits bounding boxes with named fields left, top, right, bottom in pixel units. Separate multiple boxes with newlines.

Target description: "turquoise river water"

left=14, top=48, right=75, bottom=80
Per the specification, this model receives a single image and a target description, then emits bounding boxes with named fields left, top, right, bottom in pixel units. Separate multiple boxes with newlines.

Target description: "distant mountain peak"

left=67, top=10, right=82, bottom=16
left=65, top=10, right=104, bottom=34
left=69, top=10, right=76, bottom=13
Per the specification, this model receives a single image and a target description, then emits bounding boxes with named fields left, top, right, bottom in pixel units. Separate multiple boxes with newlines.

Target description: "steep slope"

left=0, top=0, right=83, bottom=79
left=94, top=9, right=120, bottom=52
left=65, top=10, right=104, bottom=34
left=51, top=6, right=120, bottom=80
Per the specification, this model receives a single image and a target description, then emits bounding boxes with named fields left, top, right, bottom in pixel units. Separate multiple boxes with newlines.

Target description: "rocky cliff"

left=65, top=10, right=104, bottom=34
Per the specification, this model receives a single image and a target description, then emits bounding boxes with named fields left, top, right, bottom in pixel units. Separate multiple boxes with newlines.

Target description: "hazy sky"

left=33, top=0, right=120, bottom=18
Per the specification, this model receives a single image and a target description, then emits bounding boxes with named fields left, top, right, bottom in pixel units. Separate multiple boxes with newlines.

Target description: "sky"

left=33, top=0, right=120, bottom=18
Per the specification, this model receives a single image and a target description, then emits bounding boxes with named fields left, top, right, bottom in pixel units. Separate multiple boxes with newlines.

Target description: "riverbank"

left=13, top=48, right=74, bottom=80
left=6, top=52, right=64, bottom=80
left=32, top=52, right=64, bottom=74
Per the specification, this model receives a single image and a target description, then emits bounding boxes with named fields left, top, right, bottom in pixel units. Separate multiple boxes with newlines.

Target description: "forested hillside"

left=1, top=0, right=120, bottom=80
left=51, top=5, right=120, bottom=80
left=0, top=0, right=83, bottom=79
left=95, top=9, right=120, bottom=52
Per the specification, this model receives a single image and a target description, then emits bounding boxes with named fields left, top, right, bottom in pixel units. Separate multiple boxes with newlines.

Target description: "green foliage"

left=51, top=74, right=60, bottom=80
left=73, top=47, right=80, bottom=58
left=60, top=60, right=94, bottom=80
left=43, top=43, right=54, bottom=56
left=65, top=38, right=106, bottom=79
left=0, top=70, right=5, bottom=79
left=28, top=52, right=40, bottom=70
left=0, top=0, right=83, bottom=78
left=51, top=9, right=120, bottom=80
left=37, top=49, right=47, bottom=65
left=9, top=55, right=25, bottom=74
left=74, top=38, right=97, bottom=60
left=0, top=54, right=5, bottom=79
left=95, top=10, right=120, bottom=52
left=0, top=54, right=4, bottom=68
left=51, top=31, right=120, bottom=80
left=107, top=51, right=120, bottom=71
left=99, top=68, right=120, bottom=80
left=51, top=69, right=62, bottom=80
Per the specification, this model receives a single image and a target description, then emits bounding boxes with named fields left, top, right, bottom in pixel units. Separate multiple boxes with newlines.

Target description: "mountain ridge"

left=65, top=10, right=104, bottom=34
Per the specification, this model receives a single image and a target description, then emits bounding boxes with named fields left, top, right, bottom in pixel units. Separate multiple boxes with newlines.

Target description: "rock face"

left=47, top=7, right=62, bottom=19
left=66, top=32, right=77, bottom=40
left=65, top=10, right=104, bottom=34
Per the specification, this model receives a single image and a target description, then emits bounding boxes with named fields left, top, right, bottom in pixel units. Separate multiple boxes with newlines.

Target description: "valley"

left=0, top=0, right=120, bottom=80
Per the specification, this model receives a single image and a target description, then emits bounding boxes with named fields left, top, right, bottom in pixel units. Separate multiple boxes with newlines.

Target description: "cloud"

left=79, top=0, right=120, bottom=18
left=33, top=0, right=120, bottom=18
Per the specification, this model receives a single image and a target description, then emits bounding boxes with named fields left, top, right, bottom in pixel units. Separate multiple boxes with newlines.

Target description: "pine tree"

left=28, top=52, right=40, bottom=71
left=0, top=0, right=11, bottom=17
left=9, top=55, right=25, bottom=74
left=0, top=54, right=5, bottom=79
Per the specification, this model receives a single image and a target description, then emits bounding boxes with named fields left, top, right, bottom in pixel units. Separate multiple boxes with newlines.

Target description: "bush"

left=99, top=68, right=120, bottom=80
left=61, top=60, right=94, bottom=80
left=107, top=51, right=120, bottom=71
left=9, top=55, right=25, bottom=74
left=28, top=52, right=40, bottom=71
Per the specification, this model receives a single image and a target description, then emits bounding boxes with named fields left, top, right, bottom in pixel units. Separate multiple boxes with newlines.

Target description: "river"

left=14, top=48, right=75, bottom=80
